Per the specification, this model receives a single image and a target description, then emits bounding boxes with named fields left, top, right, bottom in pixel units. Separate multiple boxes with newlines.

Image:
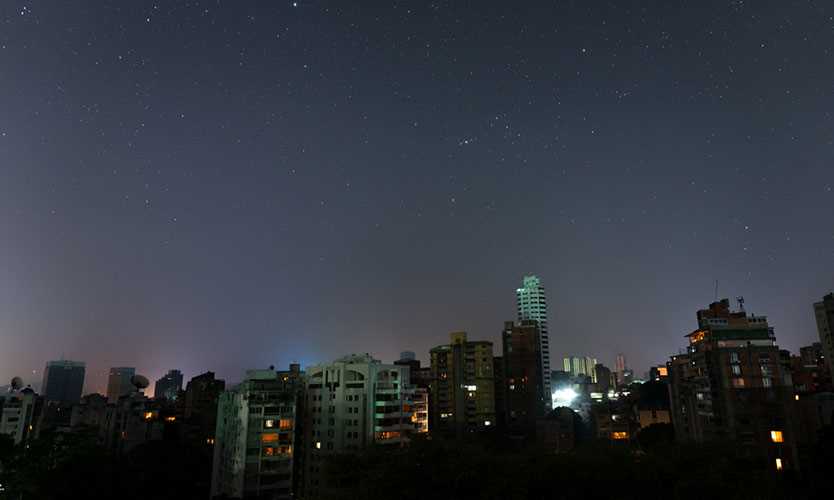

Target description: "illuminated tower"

left=516, top=275, right=551, bottom=408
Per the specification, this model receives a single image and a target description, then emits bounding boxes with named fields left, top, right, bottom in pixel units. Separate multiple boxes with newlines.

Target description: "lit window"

left=795, top=394, right=800, bottom=401
left=316, top=441, right=321, bottom=449
left=484, top=420, right=491, bottom=426
left=262, top=433, right=279, bottom=443
left=279, top=418, right=293, bottom=430
left=775, top=458, right=783, bottom=471
left=611, top=431, right=629, bottom=440
left=165, top=416, right=176, bottom=422
left=143, top=412, right=154, bottom=421
left=265, top=419, right=275, bottom=428
left=770, top=430, right=784, bottom=443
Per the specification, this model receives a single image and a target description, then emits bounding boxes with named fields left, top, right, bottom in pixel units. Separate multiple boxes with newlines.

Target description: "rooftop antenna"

left=736, top=296, right=745, bottom=312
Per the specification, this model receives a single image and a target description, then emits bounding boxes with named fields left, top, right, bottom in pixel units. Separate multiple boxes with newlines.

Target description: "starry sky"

left=1, top=1, right=833, bottom=394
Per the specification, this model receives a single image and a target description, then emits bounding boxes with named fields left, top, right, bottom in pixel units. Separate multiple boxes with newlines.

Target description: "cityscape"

left=2, top=1, right=834, bottom=499
left=2, top=277, right=833, bottom=498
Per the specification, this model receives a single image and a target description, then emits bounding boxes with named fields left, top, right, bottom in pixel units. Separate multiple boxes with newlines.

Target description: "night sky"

left=1, top=1, right=832, bottom=394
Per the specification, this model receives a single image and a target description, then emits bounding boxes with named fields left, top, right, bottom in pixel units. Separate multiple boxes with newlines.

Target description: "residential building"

left=106, top=367, right=136, bottom=402
left=183, top=371, right=225, bottom=447
left=500, top=320, right=547, bottom=435
left=814, top=293, right=834, bottom=376
left=394, top=351, right=432, bottom=389
left=594, top=364, right=613, bottom=394
left=516, top=275, right=552, bottom=409
left=211, top=367, right=301, bottom=500
left=154, top=369, right=183, bottom=401
left=799, top=342, right=825, bottom=368
left=563, top=356, right=598, bottom=382
left=536, top=407, right=578, bottom=453
left=301, top=354, right=415, bottom=499
left=430, top=332, right=496, bottom=436
left=40, top=360, right=85, bottom=404
left=667, top=298, right=798, bottom=471
left=70, top=393, right=108, bottom=429
left=0, top=388, right=41, bottom=445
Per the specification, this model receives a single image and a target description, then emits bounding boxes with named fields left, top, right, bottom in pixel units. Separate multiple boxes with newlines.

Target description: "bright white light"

left=552, top=388, right=578, bottom=407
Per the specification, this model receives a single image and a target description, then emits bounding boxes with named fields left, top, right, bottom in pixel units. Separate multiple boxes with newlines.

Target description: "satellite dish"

left=10, top=377, right=23, bottom=392
left=131, top=375, right=150, bottom=390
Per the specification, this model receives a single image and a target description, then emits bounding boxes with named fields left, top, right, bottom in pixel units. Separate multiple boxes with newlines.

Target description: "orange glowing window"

left=279, top=418, right=293, bottom=430
left=164, top=416, right=176, bottom=422
left=657, top=367, right=668, bottom=377
left=610, top=432, right=629, bottom=440
left=262, top=433, right=279, bottom=443
left=143, top=412, right=154, bottom=421
left=770, top=430, right=784, bottom=443
left=263, top=446, right=275, bottom=456
left=689, top=330, right=706, bottom=344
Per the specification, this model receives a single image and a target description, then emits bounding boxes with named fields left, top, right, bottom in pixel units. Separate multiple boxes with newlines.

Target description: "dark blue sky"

left=1, top=1, right=832, bottom=393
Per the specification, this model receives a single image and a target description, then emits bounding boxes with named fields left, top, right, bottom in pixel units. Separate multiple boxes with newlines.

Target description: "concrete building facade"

left=668, top=299, right=798, bottom=471
left=430, top=332, right=496, bottom=435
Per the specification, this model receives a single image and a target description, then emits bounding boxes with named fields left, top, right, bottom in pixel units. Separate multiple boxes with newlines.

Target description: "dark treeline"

left=0, top=429, right=212, bottom=500
left=1, top=424, right=833, bottom=499
left=320, top=426, right=834, bottom=500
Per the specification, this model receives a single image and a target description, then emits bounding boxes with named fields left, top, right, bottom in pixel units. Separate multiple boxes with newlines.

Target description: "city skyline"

left=1, top=1, right=833, bottom=395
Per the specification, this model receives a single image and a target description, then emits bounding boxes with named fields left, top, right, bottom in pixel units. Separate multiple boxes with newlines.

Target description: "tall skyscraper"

left=615, top=353, right=626, bottom=383
left=516, top=275, right=552, bottom=408
left=153, top=369, right=183, bottom=401
left=106, top=367, right=136, bottom=402
left=814, top=293, right=834, bottom=375
left=668, top=299, right=798, bottom=471
left=41, top=360, right=85, bottom=404
left=430, top=332, right=496, bottom=435
left=301, top=354, right=416, bottom=500
left=499, top=320, right=547, bottom=435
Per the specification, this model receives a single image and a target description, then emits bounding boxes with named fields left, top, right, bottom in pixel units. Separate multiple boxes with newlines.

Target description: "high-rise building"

left=106, top=367, right=136, bottom=402
left=799, top=342, right=824, bottom=367
left=300, top=354, right=415, bottom=499
left=516, top=275, right=552, bottom=409
left=394, top=351, right=432, bottom=388
left=430, top=332, right=496, bottom=435
left=814, top=293, right=834, bottom=375
left=668, top=299, right=798, bottom=471
left=153, top=369, right=183, bottom=401
left=499, top=320, right=547, bottom=435
left=41, top=360, right=85, bottom=404
left=211, top=367, right=302, bottom=500
left=183, top=371, right=225, bottom=446
left=562, top=356, right=598, bottom=382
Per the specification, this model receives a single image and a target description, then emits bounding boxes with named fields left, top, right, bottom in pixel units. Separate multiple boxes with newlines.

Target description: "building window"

left=731, top=365, right=741, bottom=376
left=264, top=419, right=275, bottom=428
left=762, top=377, right=772, bottom=388
left=770, top=430, right=784, bottom=443
left=732, top=378, right=745, bottom=388
left=775, top=458, right=783, bottom=471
